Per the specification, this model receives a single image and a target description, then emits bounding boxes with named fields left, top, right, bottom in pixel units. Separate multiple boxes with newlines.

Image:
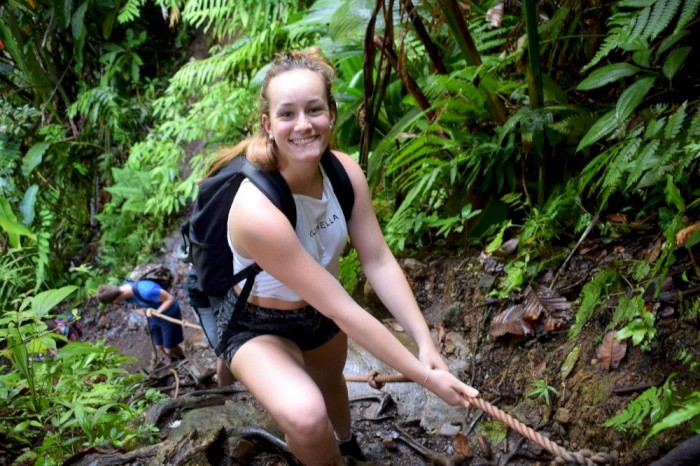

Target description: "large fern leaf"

left=643, top=0, right=682, bottom=40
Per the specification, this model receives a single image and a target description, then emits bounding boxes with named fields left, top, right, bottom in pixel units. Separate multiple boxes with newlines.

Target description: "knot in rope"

left=366, top=369, right=384, bottom=389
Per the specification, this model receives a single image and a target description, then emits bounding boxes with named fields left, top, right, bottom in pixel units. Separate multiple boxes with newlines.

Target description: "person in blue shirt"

left=97, top=280, right=185, bottom=360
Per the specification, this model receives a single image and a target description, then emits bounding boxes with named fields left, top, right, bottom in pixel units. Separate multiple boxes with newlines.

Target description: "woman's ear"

left=261, top=114, right=271, bottom=134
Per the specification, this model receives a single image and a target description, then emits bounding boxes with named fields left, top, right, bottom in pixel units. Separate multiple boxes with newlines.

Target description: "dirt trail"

left=81, top=238, right=700, bottom=465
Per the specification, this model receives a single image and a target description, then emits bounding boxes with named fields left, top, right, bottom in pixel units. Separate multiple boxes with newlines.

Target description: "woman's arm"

left=337, top=152, right=447, bottom=369
left=229, top=165, right=478, bottom=405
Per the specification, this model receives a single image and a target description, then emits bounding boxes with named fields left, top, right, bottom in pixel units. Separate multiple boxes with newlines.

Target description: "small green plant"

left=0, top=286, right=163, bottom=463
left=615, top=307, right=656, bottom=351
left=601, top=373, right=700, bottom=443
left=603, top=375, right=676, bottom=436
left=527, top=379, right=558, bottom=406
left=569, top=269, right=619, bottom=338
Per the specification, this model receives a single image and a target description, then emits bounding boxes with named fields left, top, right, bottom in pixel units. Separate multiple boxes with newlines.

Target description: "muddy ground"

left=79, top=232, right=700, bottom=466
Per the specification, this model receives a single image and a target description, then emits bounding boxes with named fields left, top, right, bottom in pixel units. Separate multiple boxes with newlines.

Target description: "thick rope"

left=346, top=370, right=613, bottom=465
left=138, top=313, right=614, bottom=465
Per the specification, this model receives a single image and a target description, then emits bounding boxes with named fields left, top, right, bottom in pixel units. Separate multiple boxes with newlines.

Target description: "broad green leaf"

left=54, top=0, right=74, bottom=30
left=577, top=109, right=617, bottom=151
left=22, top=141, right=51, bottom=177
left=19, top=185, right=39, bottom=227
left=26, top=286, right=78, bottom=319
left=662, top=47, right=692, bottom=80
left=0, top=197, right=35, bottom=244
left=616, top=77, right=655, bottom=123
left=330, top=0, right=379, bottom=41
left=648, top=397, right=700, bottom=438
left=577, top=63, right=640, bottom=91
left=71, top=2, right=88, bottom=42
left=664, top=175, right=685, bottom=213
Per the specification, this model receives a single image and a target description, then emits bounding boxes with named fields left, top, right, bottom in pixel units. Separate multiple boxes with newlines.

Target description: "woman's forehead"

left=267, top=69, right=326, bottom=103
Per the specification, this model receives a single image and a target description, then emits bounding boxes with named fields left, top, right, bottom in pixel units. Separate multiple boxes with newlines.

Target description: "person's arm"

left=338, top=151, right=447, bottom=370
left=230, top=155, right=478, bottom=406
left=145, top=288, right=175, bottom=316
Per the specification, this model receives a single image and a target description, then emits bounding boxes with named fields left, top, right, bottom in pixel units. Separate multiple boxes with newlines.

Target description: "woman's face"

left=262, top=68, right=334, bottom=164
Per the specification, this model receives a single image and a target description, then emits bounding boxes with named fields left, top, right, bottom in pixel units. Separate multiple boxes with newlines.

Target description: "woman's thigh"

left=232, top=335, right=329, bottom=429
left=303, top=331, right=347, bottom=385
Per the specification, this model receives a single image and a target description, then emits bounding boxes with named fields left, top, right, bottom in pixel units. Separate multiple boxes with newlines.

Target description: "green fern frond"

left=609, top=294, right=646, bottom=329
left=34, top=208, right=53, bottom=290
left=627, top=139, right=660, bottom=189
left=584, top=0, right=695, bottom=71
left=688, top=108, right=700, bottom=137
left=604, top=385, right=664, bottom=434
left=182, top=0, right=291, bottom=41
left=637, top=142, right=677, bottom=189
left=570, top=269, right=619, bottom=337
left=664, top=103, right=687, bottom=140
left=628, top=6, right=652, bottom=46
left=676, top=0, right=700, bottom=30
left=117, top=0, right=145, bottom=24
left=643, top=0, right=682, bottom=41
left=604, top=374, right=677, bottom=436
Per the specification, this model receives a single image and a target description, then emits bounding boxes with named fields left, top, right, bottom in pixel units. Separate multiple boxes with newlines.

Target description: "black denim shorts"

left=216, top=289, right=341, bottom=366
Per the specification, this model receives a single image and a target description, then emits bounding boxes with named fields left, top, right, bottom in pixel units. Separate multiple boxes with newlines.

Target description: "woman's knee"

left=280, top=403, right=332, bottom=441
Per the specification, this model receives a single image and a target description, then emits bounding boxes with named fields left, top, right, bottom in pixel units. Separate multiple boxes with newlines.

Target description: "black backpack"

left=180, top=150, right=354, bottom=355
left=128, top=263, right=174, bottom=290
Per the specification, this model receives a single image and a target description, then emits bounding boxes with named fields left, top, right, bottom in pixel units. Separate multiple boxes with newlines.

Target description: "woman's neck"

left=279, top=159, right=323, bottom=198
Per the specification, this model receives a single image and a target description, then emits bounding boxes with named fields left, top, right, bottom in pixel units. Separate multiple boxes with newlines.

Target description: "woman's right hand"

left=422, top=368, right=479, bottom=407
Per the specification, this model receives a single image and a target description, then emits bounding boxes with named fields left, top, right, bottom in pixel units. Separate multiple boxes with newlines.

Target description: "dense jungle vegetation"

left=1, top=0, right=699, bottom=464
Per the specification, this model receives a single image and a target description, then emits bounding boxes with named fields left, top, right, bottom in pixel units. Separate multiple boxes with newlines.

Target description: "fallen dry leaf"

left=522, top=285, right=572, bottom=321
left=489, top=304, right=536, bottom=337
left=452, top=432, right=472, bottom=457
left=606, top=213, right=628, bottom=223
left=596, top=330, right=627, bottom=370
left=677, top=223, right=700, bottom=248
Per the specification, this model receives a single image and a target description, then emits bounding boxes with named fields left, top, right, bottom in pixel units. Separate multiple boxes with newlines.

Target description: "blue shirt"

left=124, top=280, right=180, bottom=316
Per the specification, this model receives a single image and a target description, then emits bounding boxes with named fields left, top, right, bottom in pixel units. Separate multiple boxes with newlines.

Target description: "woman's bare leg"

left=303, top=332, right=351, bottom=440
left=231, top=335, right=343, bottom=466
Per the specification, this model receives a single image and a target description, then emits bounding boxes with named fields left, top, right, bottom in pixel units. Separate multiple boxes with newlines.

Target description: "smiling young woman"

left=204, top=48, right=478, bottom=465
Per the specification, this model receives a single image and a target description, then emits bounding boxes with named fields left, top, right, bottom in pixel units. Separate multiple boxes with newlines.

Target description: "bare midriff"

left=233, top=285, right=309, bottom=311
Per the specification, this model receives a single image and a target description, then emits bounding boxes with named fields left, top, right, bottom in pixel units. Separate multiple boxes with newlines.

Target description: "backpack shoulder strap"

left=241, top=161, right=297, bottom=226
left=320, top=150, right=354, bottom=222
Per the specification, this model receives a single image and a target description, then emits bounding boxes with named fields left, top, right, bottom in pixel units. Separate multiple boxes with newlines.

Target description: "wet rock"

left=477, top=274, right=496, bottom=292
left=439, top=301, right=463, bottom=328
left=226, top=436, right=257, bottom=464
left=187, top=359, right=216, bottom=385
left=167, top=402, right=279, bottom=443
left=97, top=314, right=110, bottom=330
left=554, top=407, right=571, bottom=425
left=185, top=330, right=210, bottom=351
left=438, top=423, right=461, bottom=437
left=402, top=258, right=428, bottom=279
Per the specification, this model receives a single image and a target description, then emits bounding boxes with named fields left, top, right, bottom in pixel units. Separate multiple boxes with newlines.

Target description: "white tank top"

left=228, top=166, right=348, bottom=301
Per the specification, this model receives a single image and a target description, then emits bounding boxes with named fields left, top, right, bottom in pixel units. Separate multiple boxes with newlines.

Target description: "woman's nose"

left=295, top=113, right=312, bottom=130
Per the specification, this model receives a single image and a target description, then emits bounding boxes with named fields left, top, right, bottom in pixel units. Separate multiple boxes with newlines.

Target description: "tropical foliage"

left=1, top=0, right=698, bottom=461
